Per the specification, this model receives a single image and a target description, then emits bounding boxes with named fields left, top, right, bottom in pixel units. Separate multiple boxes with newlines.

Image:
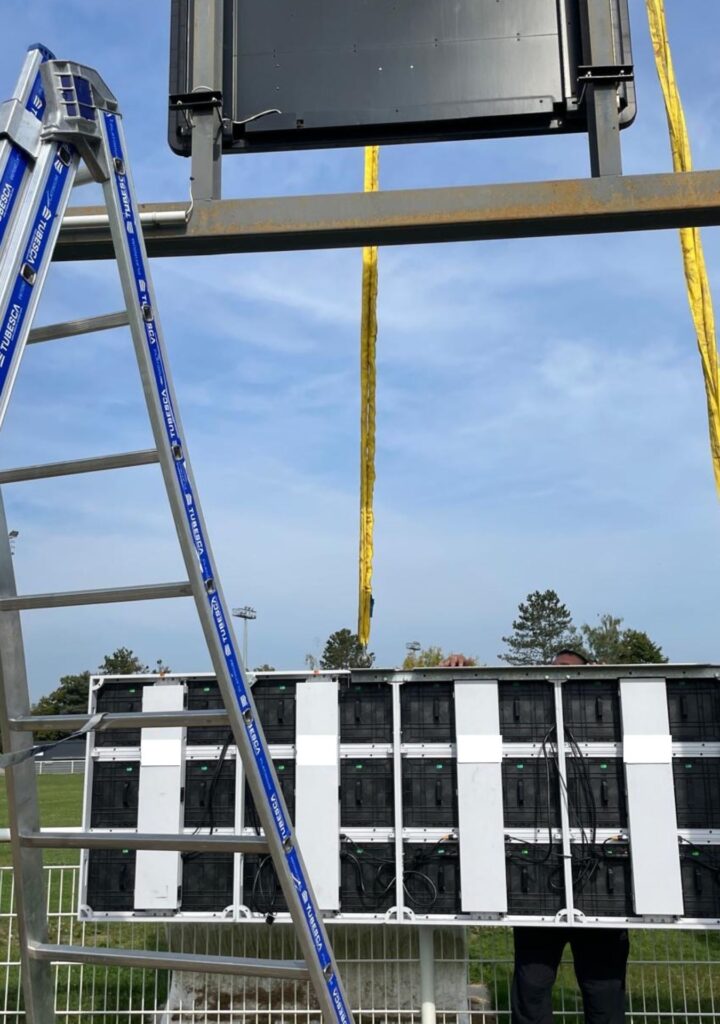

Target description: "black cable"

left=250, top=854, right=284, bottom=915
left=565, top=728, right=599, bottom=891
left=182, top=730, right=233, bottom=863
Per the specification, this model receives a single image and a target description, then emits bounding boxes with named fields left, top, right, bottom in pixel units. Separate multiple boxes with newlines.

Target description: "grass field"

left=0, top=774, right=83, bottom=866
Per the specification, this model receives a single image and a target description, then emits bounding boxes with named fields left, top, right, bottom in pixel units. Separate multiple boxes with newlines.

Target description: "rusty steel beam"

left=55, top=169, right=720, bottom=261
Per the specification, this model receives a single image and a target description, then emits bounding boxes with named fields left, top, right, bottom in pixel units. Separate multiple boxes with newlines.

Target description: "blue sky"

left=2, top=2, right=720, bottom=697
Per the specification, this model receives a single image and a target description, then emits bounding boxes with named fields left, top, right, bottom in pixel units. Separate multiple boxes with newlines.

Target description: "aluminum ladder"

left=0, top=45, right=352, bottom=1024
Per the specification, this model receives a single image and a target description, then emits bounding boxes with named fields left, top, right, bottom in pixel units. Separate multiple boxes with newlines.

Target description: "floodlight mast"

left=232, top=605, right=257, bottom=668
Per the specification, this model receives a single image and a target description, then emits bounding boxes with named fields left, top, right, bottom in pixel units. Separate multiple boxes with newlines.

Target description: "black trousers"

left=511, top=927, right=629, bottom=1024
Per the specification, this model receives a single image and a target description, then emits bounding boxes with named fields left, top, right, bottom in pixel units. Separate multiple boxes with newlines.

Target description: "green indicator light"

left=685, top=763, right=694, bottom=769
left=203, top=687, right=210, bottom=693
left=278, top=764, right=285, bottom=772
left=355, top=764, right=363, bottom=770
left=125, top=766, right=134, bottom=773
left=436, top=763, right=444, bottom=769
left=521, top=848, right=529, bottom=855
left=122, top=849, right=129, bottom=854
left=517, top=763, right=524, bottom=770
left=693, top=851, right=701, bottom=857
left=201, top=765, right=209, bottom=772
left=279, top=685, right=287, bottom=691
left=129, top=688, right=136, bottom=694
left=600, top=763, right=608, bottom=770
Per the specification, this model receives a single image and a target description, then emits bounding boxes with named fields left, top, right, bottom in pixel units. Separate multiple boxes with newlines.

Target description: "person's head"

left=552, top=648, right=590, bottom=667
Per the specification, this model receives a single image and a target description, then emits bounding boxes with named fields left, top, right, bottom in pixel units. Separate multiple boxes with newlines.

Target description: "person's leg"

left=511, top=927, right=567, bottom=1024
left=571, top=929, right=629, bottom=1024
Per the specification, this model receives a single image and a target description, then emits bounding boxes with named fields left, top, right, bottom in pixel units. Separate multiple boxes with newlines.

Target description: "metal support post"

left=553, top=679, right=576, bottom=924
left=418, top=928, right=436, bottom=1024
left=190, top=0, right=223, bottom=201
left=0, top=491, right=55, bottom=1023
left=391, top=679, right=405, bottom=916
left=579, top=0, right=623, bottom=177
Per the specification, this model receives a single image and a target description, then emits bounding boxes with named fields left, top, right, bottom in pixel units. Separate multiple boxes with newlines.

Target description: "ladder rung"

left=27, top=311, right=129, bottom=345
left=0, top=582, right=192, bottom=611
left=12, top=709, right=230, bottom=732
left=28, top=944, right=310, bottom=981
left=19, top=831, right=269, bottom=854
left=0, top=449, right=159, bottom=484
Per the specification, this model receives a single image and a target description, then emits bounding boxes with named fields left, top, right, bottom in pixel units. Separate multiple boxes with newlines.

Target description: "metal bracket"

left=577, top=64, right=634, bottom=87
left=169, top=90, right=223, bottom=114
left=554, top=907, right=587, bottom=925
left=0, top=99, right=42, bottom=158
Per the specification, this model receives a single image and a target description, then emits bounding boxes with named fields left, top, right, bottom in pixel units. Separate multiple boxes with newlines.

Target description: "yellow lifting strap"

left=358, top=145, right=379, bottom=647
left=646, top=0, right=720, bottom=496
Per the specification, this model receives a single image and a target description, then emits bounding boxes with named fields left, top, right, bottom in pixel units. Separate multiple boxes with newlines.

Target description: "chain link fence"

left=0, top=865, right=718, bottom=1023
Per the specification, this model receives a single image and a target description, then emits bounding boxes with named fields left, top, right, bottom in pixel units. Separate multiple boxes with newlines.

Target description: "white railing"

left=34, top=759, right=85, bottom=775
left=0, top=865, right=717, bottom=1022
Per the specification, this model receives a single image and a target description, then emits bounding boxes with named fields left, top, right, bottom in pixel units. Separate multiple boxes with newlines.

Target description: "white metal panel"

left=134, top=683, right=185, bottom=911
left=620, top=678, right=683, bottom=916
left=454, top=680, right=506, bottom=913
left=295, top=676, right=340, bottom=911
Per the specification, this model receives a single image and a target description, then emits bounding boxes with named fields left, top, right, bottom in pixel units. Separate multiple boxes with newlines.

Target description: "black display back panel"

left=168, top=0, right=635, bottom=155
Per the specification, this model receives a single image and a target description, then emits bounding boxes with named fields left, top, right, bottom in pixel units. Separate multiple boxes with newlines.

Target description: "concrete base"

left=160, top=924, right=470, bottom=1024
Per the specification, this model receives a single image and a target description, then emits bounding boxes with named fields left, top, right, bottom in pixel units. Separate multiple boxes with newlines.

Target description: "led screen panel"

left=168, top=0, right=634, bottom=155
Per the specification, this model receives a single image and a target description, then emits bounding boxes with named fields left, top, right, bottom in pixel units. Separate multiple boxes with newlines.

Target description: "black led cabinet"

left=340, top=759, right=394, bottom=828
left=86, top=849, right=136, bottom=912
left=566, top=758, right=627, bottom=828
left=169, top=0, right=635, bottom=155
left=400, top=682, right=455, bottom=743
left=90, top=762, right=139, bottom=828
left=667, top=680, right=720, bottom=742
left=402, top=759, right=457, bottom=828
left=340, top=841, right=395, bottom=913
left=673, top=759, right=720, bottom=829
left=94, top=681, right=148, bottom=747
left=339, top=681, right=392, bottom=743
left=184, top=759, right=236, bottom=828
left=244, top=760, right=296, bottom=827
left=404, top=842, right=461, bottom=914
left=505, top=844, right=564, bottom=916
left=242, top=854, right=288, bottom=914
left=502, top=759, right=561, bottom=828
left=680, top=844, right=720, bottom=918
left=573, top=843, right=633, bottom=917
left=181, top=853, right=234, bottom=912
left=498, top=682, right=555, bottom=742
left=562, top=680, right=622, bottom=742
left=186, top=678, right=230, bottom=746
left=251, top=678, right=296, bottom=743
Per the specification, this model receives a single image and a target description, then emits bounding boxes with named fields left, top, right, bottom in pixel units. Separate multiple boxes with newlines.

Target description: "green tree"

left=500, top=590, right=579, bottom=665
left=580, top=614, right=625, bottom=663
left=320, top=629, right=374, bottom=669
left=581, top=614, right=667, bottom=664
left=402, top=645, right=478, bottom=669
left=98, top=647, right=149, bottom=675
left=33, top=671, right=91, bottom=721
left=32, top=648, right=166, bottom=739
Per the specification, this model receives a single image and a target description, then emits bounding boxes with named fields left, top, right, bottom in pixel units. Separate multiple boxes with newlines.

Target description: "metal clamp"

left=0, top=99, right=42, bottom=158
left=577, top=64, right=634, bottom=87
left=169, top=90, right=223, bottom=113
